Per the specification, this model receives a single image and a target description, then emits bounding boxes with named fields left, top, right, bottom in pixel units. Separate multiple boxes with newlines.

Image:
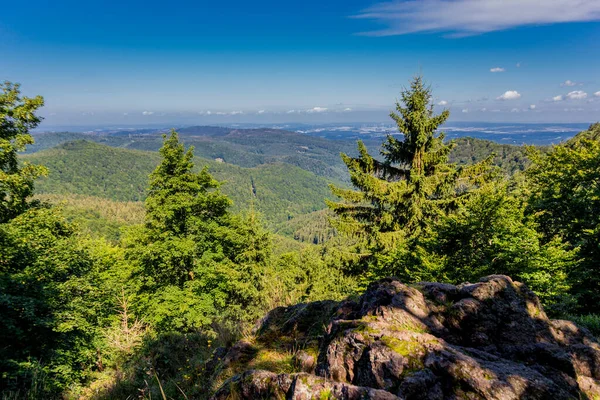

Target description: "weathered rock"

left=209, top=275, right=600, bottom=399
left=293, top=351, right=316, bottom=373
left=212, top=370, right=401, bottom=400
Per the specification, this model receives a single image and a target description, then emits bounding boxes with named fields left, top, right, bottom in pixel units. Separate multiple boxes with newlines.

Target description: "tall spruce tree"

left=329, top=77, right=480, bottom=244
left=125, top=130, right=271, bottom=332
left=130, top=130, right=232, bottom=287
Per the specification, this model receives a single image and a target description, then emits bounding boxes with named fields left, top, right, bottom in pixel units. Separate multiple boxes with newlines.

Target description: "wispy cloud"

left=142, top=111, right=154, bottom=116
left=594, top=91, right=600, bottom=97
left=438, top=100, right=448, bottom=106
left=561, top=80, right=579, bottom=87
left=552, top=95, right=564, bottom=102
left=529, top=104, right=536, bottom=110
left=354, top=0, right=600, bottom=36
left=497, top=90, right=521, bottom=100
left=257, top=110, right=266, bottom=114
left=490, top=67, right=505, bottom=73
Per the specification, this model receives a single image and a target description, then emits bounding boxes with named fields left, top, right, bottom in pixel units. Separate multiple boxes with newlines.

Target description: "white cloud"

left=306, top=107, right=328, bottom=113
left=490, top=67, right=505, bottom=73
left=142, top=111, right=154, bottom=116
left=497, top=90, right=521, bottom=100
left=561, top=80, right=579, bottom=87
left=566, top=90, right=587, bottom=100
left=594, top=91, right=600, bottom=97
left=229, top=111, right=243, bottom=115
left=529, top=104, right=536, bottom=110
left=343, top=107, right=352, bottom=111
left=354, top=0, right=600, bottom=36
left=206, top=111, right=212, bottom=115
left=479, top=107, right=487, bottom=112
left=552, top=95, right=564, bottom=102
left=438, top=100, right=448, bottom=106
left=257, top=110, right=266, bottom=114
left=462, top=108, right=469, bottom=113
left=286, top=110, right=296, bottom=114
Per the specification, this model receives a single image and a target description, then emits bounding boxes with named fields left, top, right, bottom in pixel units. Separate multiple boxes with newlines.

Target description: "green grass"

left=567, top=314, right=600, bottom=337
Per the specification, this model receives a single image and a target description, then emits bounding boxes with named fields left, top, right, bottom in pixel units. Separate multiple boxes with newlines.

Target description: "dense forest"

left=1, top=78, right=600, bottom=399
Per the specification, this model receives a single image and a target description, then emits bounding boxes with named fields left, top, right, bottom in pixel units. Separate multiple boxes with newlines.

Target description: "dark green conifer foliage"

left=0, top=81, right=47, bottom=222
left=328, top=76, right=489, bottom=247
left=145, top=130, right=231, bottom=237
left=132, top=130, right=232, bottom=287
left=126, top=131, right=272, bottom=332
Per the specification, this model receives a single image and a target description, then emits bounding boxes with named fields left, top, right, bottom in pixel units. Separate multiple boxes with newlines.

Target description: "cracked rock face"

left=210, top=275, right=600, bottom=399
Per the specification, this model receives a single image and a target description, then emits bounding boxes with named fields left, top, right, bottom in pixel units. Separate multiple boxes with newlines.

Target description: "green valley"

left=23, top=140, right=339, bottom=227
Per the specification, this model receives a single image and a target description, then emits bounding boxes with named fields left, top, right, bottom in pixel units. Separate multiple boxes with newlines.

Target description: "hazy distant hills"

left=29, top=126, right=376, bottom=183
left=29, top=125, right=531, bottom=178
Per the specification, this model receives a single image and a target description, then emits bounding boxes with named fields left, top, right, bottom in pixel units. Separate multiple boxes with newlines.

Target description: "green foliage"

left=124, top=131, right=272, bottom=334
left=329, top=77, right=496, bottom=248
left=275, top=209, right=337, bottom=244
left=565, top=314, right=600, bottom=338
left=0, top=82, right=47, bottom=222
left=329, top=77, right=455, bottom=243
left=449, top=137, right=533, bottom=175
left=328, top=77, right=496, bottom=281
left=419, top=181, right=575, bottom=310
left=526, top=123, right=600, bottom=312
left=34, top=193, right=144, bottom=241
left=0, top=207, right=102, bottom=395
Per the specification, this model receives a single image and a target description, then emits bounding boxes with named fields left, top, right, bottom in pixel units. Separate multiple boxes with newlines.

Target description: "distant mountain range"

left=34, top=121, right=592, bottom=145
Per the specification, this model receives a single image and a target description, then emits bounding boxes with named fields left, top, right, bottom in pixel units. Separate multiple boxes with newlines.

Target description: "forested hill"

left=30, top=126, right=532, bottom=180
left=29, top=127, right=365, bottom=182
left=449, top=137, right=533, bottom=174
left=23, top=140, right=338, bottom=227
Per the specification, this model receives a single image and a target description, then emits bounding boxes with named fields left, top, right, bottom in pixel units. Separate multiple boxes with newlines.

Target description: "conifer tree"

left=125, top=130, right=272, bottom=332
left=131, top=130, right=232, bottom=286
left=145, top=129, right=231, bottom=238
left=331, top=78, right=455, bottom=243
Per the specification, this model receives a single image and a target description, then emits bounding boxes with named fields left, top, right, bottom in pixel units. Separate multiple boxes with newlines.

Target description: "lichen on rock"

left=209, top=275, right=600, bottom=399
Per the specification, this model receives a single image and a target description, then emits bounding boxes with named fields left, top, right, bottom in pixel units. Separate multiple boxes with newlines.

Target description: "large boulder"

left=209, top=276, right=600, bottom=399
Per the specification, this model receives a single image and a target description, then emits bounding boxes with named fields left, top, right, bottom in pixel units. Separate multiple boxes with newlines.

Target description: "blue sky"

left=1, top=0, right=600, bottom=126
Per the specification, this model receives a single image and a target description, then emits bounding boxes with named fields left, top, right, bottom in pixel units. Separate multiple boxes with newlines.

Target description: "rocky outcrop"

left=209, top=275, right=600, bottom=399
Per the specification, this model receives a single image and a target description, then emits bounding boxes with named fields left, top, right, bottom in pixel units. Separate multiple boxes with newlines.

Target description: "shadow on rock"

left=210, top=275, right=600, bottom=399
